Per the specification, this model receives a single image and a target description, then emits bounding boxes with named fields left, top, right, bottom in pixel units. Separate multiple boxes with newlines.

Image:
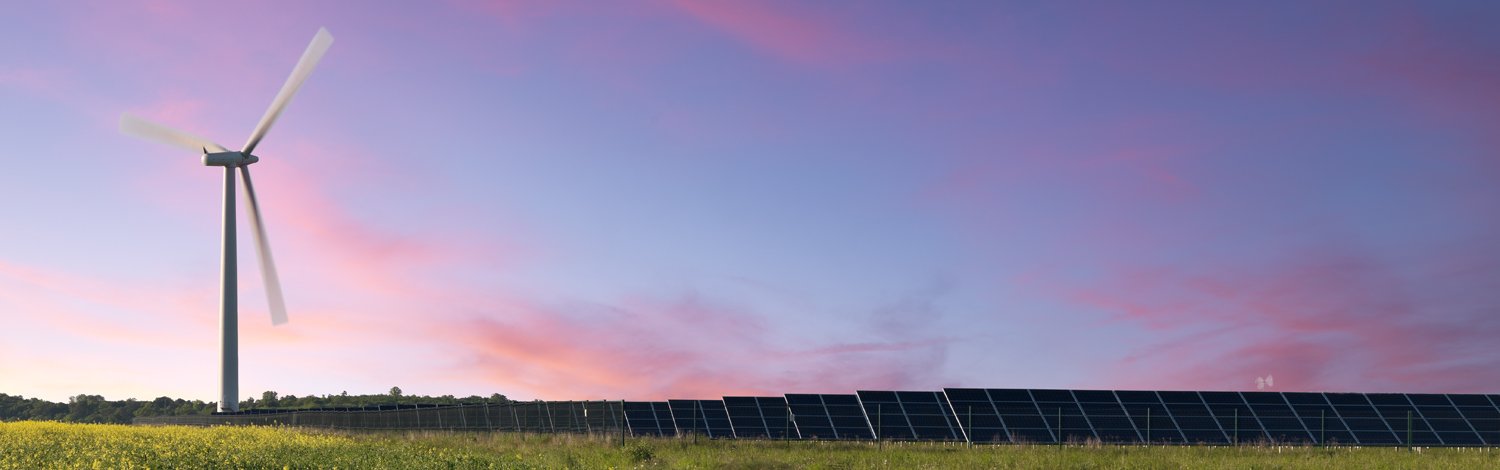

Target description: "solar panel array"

left=943, top=389, right=1500, bottom=445
left=150, top=389, right=1500, bottom=446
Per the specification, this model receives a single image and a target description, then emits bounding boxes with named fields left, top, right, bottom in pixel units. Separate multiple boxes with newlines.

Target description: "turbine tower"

left=120, top=28, right=333, bottom=412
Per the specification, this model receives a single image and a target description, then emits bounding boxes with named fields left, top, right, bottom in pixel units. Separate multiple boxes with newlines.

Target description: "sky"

left=2, top=0, right=1500, bottom=404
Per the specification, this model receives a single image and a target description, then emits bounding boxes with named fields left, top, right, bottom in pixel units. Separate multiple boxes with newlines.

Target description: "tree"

left=66, top=395, right=105, bottom=422
left=389, top=386, right=403, bottom=398
left=261, top=391, right=279, bottom=406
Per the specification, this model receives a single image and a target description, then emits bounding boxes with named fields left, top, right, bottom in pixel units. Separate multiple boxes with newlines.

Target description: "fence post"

left=966, top=406, right=973, bottom=447
left=1146, top=408, right=1151, bottom=444
left=877, top=404, right=883, bottom=450
left=1233, top=409, right=1239, bottom=446
left=1320, top=410, right=1325, bottom=446
left=1057, top=407, right=1063, bottom=445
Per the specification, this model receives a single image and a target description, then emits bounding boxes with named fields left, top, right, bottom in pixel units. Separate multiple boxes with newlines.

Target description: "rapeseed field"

left=2, top=421, right=1498, bottom=469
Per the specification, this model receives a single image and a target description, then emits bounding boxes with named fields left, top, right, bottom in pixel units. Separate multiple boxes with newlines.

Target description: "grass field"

left=2, top=421, right=1498, bottom=469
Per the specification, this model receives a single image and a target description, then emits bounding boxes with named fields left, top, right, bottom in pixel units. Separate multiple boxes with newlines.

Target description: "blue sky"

left=2, top=0, right=1499, bottom=403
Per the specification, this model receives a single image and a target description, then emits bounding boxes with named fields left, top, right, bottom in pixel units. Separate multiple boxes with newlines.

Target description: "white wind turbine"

left=119, top=28, right=333, bottom=412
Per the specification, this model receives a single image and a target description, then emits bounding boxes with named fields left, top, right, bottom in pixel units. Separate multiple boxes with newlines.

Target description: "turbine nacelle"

left=202, top=151, right=260, bottom=167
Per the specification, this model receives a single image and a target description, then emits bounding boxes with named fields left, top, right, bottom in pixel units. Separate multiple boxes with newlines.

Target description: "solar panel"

left=581, top=400, right=624, bottom=433
left=513, top=401, right=549, bottom=432
left=723, top=396, right=797, bottom=439
left=856, top=391, right=963, bottom=441
left=1032, top=389, right=1098, bottom=444
left=1452, top=395, right=1500, bottom=445
left=989, top=389, right=1057, bottom=443
left=1199, top=392, right=1271, bottom=444
left=547, top=401, right=587, bottom=433
left=1156, top=391, right=1229, bottom=445
left=1115, top=390, right=1182, bottom=444
left=1075, top=390, right=1142, bottom=444
left=1325, top=393, right=1400, bottom=445
left=786, top=394, right=874, bottom=440
left=1410, top=394, right=1484, bottom=446
left=1241, top=392, right=1315, bottom=444
left=623, top=401, right=676, bottom=436
left=667, top=400, right=733, bottom=438
left=1368, top=394, right=1441, bottom=445
left=1283, top=393, right=1356, bottom=445
left=943, top=388, right=1011, bottom=443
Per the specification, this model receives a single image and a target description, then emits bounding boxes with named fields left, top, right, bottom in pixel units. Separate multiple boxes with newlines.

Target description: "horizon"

left=3, top=1, right=1500, bottom=404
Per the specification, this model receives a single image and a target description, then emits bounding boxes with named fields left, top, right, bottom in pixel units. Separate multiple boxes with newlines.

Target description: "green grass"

left=2, top=421, right=1497, bottom=469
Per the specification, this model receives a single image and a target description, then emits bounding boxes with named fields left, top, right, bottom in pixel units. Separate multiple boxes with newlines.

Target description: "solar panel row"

left=946, top=389, right=1500, bottom=445
left=595, top=390, right=1500, bottom=446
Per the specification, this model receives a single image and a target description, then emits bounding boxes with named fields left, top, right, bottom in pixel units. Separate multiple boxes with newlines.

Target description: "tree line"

left=0, top=387, right=511, bottom=424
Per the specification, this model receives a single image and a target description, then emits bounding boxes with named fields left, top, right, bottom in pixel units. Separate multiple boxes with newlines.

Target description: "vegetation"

left=0, top=388, right=509, bottom=424
left=2, top=421, right=1498, bottom=469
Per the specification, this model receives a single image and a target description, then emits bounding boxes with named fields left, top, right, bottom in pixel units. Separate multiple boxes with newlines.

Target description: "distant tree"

left=389, top=386, right=403, bottom=398
left=66, top=395, right=106, bottom=422
left=261, top=391, right=279, bottom=407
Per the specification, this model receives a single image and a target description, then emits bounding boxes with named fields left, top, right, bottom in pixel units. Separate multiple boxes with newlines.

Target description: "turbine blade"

left=120, top=114, right=228, bottom=153
left=242, top=27, right=333, bottom=155
left=239, top=166, right=289, bottom=325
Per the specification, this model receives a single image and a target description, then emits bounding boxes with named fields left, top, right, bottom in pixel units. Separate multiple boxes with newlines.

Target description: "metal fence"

left=134, top=400, right=627, bottom=434
left=130, top=389, right=1500, bottom=447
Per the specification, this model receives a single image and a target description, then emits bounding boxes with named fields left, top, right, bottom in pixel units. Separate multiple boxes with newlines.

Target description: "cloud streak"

left=1041, top=239, right=1500, bottom=393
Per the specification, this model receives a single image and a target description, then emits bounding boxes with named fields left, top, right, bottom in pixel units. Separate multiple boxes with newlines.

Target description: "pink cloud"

left=1037, top=241, right=1500, bottom=393
left=433, top=290, right=956, bottom=400
left=1352, top=9, right=1500, bottom=178
left=668, top=0, right=896, bottom=66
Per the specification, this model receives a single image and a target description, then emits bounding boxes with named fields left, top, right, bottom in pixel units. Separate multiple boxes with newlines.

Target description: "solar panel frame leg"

left=942, top=390, right=975, bottom=445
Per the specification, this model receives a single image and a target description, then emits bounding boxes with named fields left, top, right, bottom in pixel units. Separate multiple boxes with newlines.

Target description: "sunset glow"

left=2, top=1, right=1499, bottom=403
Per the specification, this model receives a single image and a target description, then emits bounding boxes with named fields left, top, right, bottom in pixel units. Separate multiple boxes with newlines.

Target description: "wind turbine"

left=119, top=28, right=333, bottom=412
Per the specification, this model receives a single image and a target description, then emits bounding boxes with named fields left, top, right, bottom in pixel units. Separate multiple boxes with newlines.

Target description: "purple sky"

left=2, top=1, right=1499, bottom=403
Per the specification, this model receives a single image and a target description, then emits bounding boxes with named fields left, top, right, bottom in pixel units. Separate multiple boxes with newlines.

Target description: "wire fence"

left=130, top=395, right=1500, bottom=447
